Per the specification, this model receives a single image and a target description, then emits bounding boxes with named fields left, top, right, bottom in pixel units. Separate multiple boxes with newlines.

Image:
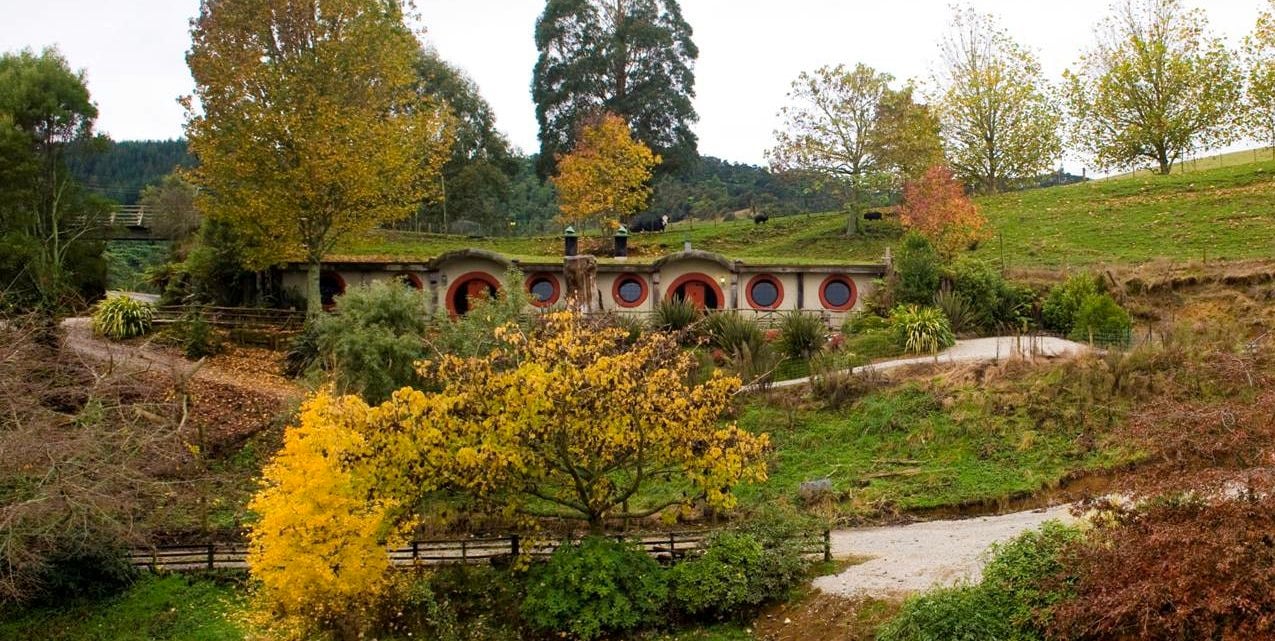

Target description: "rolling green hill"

left=335, top=152, right=1275, bottom=270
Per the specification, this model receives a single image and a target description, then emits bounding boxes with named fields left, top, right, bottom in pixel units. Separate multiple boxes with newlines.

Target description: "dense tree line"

left=67, top=139, right=191, bottom=205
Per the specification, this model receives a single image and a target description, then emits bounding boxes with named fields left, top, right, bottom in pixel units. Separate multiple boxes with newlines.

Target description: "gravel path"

left=762, top=336, right=1092, bottom=391
left=815, top=504, right=1078, bottom=597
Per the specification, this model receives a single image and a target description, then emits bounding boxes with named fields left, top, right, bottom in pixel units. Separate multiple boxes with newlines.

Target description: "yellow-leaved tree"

left=552, top=113, right=660, bottom=231
left=184, top=0, right=453, bottom=315
left=246, top=392, right=406, bottom=641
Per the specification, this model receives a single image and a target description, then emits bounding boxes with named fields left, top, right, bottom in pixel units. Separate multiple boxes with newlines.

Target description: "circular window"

left=612, top=275, right=648, bottom=308
left=746, top=274, right=783, bottom=310
left=525, top=273, right=560, bottom=307
left=395, top=272, right=423, bottom=289
left=819, top=275, right=858, bottom=311
left=446, top=271, right=501, bottom=316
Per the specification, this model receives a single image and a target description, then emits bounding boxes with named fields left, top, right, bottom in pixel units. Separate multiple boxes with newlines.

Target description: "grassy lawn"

left=733, top=372, right=1133, bottom=516
left=977, top=157, right=1275, bottom=270
left=336, top=152, right=1275, bottom=271
left=0, top=575, right=244, bottom=641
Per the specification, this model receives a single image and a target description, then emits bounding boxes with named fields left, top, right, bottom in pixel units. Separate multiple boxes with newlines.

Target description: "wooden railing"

left=152, top=306, right=306, bottom=332
left=129, top=529, right=832, bottom=572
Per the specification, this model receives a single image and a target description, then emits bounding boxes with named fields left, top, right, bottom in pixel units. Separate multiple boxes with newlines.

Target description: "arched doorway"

left=446, top=271, right=501, bottom=316
left=665, top=273, right=725, bottom=310
left=319, top=271, right=346, bottom=310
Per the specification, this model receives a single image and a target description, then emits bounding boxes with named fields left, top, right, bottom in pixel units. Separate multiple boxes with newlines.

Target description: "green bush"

left=284, top=319, right=321, bottom=378
left=669, top=530, right=808, bottom=622
left=889, top=305, right=956, bottom=354
left=842, top=312, right=890, bottom=335
left=173, top=307, right=221, bottom=359
left=429, top=270, right=531, bottom=359
left=945, top=258, right=1032, bottom=329
left=878, top=522, right=1080, bottom=641
left=521, top=537, right=668, bottom=641
left=654, top=297, right=702, bottom=333
left=894, top=233, right=942, bottom=306
left=91, top=295, right=154, bottom=340
left=703, top=311, right=765, bottom=357
left=1068, top=293, right=1132, bottom=346
left=314, top=280, right=430, bottom=403
left=777, top=311, right=826, bottom=360
left=933, top=288, right=982, bottom=336
left=1042, top=273, right=1101, bottom=334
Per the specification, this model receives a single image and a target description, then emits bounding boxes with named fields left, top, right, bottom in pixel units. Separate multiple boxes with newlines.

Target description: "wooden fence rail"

left=129, top=529, right=832, bottom=573
left=151, top=306, right=306, bottom=332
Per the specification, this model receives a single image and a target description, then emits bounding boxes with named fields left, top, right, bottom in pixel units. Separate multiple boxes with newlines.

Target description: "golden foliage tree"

left=1243, top=0, right=1275, bottom=157
left=899, top=165, right=986, bottom=258
left=183, top=0, right=453, bottom=314
left=552, top=113, right=660, bottom=230
left=246, top=392, right=405, bottom=640
left=1064, top=0, right=1240, bottom=175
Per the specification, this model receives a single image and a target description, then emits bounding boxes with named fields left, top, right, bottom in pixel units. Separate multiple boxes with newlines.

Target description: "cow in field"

left=753, top=212, right=769, bottom=225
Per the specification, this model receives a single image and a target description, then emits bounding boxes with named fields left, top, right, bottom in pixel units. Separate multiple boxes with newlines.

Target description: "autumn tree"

left=769, top=64, right=890, bottom=235
left=872, top=85, right=946, bottom=185
left=1243, top=0, right=1275, bottom=157
left=899, top=165, right=986, bottom=258
left=139, top=173, right=200, bottom=242
left=931, top=7, right=1061, bottom=194
left=184, top=0, right=453, bottom=315
left=0, top=48, right=109, bottom=313
left=532, top=0, right=698, bottom=176
left=552, top=113, right=660, bottom=230
left=1064, top=0, right=1240, bottom=175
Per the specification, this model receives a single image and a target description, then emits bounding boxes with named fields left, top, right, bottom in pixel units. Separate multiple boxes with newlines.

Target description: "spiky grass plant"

left=889, top=305, right=956, bottom=355
left=92, top=296, right=155, bottom=341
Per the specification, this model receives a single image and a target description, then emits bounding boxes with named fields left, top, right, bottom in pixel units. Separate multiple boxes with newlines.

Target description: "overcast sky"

left=0, top=0, right=1266, bottom=169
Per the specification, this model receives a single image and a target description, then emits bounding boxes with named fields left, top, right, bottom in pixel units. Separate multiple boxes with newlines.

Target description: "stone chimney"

left=564, top=225, right=579, bottom=257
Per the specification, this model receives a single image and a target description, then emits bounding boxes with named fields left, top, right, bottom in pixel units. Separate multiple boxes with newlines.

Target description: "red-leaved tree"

left=899, top=165, right=987, bottom=258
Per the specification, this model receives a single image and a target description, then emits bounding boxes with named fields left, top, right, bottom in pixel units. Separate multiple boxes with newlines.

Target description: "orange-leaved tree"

left=899, top=165, right=987, bottom=258
left=552, top=113, right=660, bottom=231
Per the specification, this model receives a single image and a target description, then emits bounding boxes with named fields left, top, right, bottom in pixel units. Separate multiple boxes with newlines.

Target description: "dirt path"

left=61, top=317, right=302, bottom=401
left=761, top=336, right=1093, bottom=391
left=815, top=504, right=1078, bottom=597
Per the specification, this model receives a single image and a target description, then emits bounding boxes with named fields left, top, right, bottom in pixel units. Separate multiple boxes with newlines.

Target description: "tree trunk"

left=306, top=260, right=321, bottom=318
left=844, top=181, right=860, bottom=236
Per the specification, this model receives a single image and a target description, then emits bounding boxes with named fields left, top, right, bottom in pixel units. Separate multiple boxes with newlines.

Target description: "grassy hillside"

left=336, top=153, right=1275, bottom=270
left=979, top=157, right=1275, bottom=270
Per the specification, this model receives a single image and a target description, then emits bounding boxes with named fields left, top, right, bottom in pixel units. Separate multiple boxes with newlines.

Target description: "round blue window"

left=530, top=278, right=555, bottom=302
left=823, top=280, right=852, bottom=308
left=618, top=279, right=644, bottom=303
left=750, top=280, right=778, bottom=307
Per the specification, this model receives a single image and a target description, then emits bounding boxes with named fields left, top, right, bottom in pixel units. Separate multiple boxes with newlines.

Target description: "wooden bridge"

left=129, top=529, right=832, bottom=572
left=81, top=204, right=163, bottom=240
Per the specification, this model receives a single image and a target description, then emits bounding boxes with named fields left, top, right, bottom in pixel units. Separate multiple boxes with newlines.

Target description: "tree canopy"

left=183, top=0, right=453, bottom=314
left=932, top=7, right=1061, bottom=194
left=552, top=113, right=660, bottom=230
left=1243, top=0, right=1275, bottom=157
left=1064, top=0, right=1241, bottom=175
left=532, top=0, right=698, bottom=176
left=0, top=47, right=108, bottom=312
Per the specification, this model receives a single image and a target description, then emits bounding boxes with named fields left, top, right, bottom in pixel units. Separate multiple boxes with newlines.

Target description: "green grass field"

left=339, top=151, right=1275, bottom=271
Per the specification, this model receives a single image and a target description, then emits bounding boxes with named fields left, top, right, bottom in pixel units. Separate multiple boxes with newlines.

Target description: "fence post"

left=823, top=529, right=832, bottom=563
left=510, top=534, right=520, bottom=557
left=461, top=539, right=468, bottom=564
left=208, top=544, right=215, bottom=571
left=412, top=540, right=419, bottom=565
left=669, top=533, right=675, bottom=556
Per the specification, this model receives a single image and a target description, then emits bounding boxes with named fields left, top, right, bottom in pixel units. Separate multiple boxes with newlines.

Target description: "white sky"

left=0, top=0, right=1266, bottom=169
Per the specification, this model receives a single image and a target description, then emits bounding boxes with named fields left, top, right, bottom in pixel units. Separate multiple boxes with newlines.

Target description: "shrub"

left=669, top=529, right=808, bottom=622
left=654, top=297, right=701, bottom=333
left=1067, top=293, right=1132, bottom=346
left=933, top=287, right=982, bottom=336
left=889, top=305, right=956, bottom=354
left=878, top=522, right=1079, bottom=641
left=945, top=257, right=1031, bottom=329
left=91, top=295, right=154, bottom=340
left=429, top=269, right=531, bottom=359
left=284, top=319, right=322, bottom=378
left=703, top=311, right=765, bottom=357
left=778, top=311, right=826, bottom=360
left=893, top=233, right=942, bottom=306
left=174, top=307, right=221, bottom=359
left=314, top=280, right=429, bottom=403
left=842, top=311, right=890, bottom=335
left=1041, top=273, right=1101, bottom=334
left=521, top=537, right=668, bottom=641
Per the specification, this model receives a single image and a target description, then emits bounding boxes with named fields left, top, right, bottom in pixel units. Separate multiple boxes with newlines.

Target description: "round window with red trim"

left=525, top=273, right=561, bottom=307
left=818, top=275, right=858, bottom=311
left=395, top=272, right=423, bottom=290
left=746, top=274, right=784, bottom=310
left=612, top=275, right=648, bottom=308
left=446, top=272, right=501, bottom=316
left=320, top=271, right=346, bottom=309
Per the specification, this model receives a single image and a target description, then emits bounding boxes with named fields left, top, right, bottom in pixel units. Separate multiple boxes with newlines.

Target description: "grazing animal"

left=629, top=216, right=667, bottom=233
left=753, top=212, right=770, bottom=225
left=863, top=211, right=883, bottom=221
